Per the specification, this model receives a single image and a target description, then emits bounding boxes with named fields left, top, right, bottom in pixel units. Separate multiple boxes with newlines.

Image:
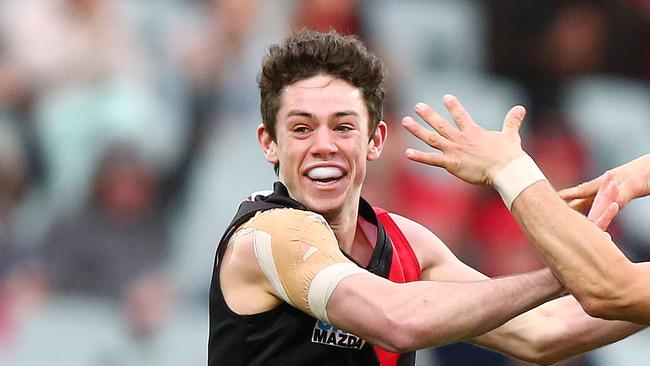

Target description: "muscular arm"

left=401, top=95, right=650, bottom=325
left=328, top=266, right=560, bottom=352
left=511, top=180, right=650, bottom=324
left=391, top=213, right=644, bottom=364
left=224, top=208, right=564, bottom=354
left=473, top=295, right=644, bottom=365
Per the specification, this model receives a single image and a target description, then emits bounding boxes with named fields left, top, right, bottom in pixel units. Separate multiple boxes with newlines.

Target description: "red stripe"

left=372, top=207, right=421, bottom=366
left=374, top=207, right=420, bottom=282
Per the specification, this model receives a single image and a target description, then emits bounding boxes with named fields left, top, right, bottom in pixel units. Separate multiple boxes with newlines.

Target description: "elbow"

left=518, top=345, right=567, bottom=365
left=377, top=306, right=429, bottom=353
left=379, top=335, right=416, bottom=354
left=572, top=260, right=637, bottom=321
left=577, top=275, right=639, bottom=321
left=579, top=296, right=619, bottom=320
left=575, top=278, right=634, bottom=321
left=578, top=293, right=637, bottom=321
left=527, top=347, right=569, bottom=366
left=506, top=319, right=572, bottom=365
left=511, top=334, right=559, bottom=365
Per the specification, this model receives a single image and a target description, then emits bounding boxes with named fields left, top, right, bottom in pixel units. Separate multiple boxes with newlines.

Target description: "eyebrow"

left=286, top=110, right=359, bottom=119
left=334, top=111, right=359, bottom=118
left=287, top=110, right=315, bottom=119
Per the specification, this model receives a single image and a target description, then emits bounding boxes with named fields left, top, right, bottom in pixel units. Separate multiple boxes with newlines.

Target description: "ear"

left=257, top=123, right=279, bottom=164
left=367, top=121, right=387, bottom=161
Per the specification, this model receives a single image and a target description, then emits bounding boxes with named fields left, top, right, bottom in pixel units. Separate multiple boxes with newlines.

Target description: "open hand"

left=401, top=94, right=528, bottom=187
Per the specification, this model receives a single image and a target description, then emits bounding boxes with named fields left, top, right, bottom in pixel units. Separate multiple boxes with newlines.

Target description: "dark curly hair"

left=258, top=29, right=386, bottom=141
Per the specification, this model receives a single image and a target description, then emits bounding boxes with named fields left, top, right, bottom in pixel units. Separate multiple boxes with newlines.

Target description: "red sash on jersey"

left=372, top=207, right=421, bottom=366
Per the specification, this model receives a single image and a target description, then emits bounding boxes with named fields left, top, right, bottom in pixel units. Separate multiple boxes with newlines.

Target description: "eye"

left=335, top=124, right=353, bottom=133
left=293, top=125, right=311, bottom=134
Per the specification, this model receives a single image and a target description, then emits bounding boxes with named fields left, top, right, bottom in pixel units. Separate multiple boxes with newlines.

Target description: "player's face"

left=259, top=74, right=385, bottom=217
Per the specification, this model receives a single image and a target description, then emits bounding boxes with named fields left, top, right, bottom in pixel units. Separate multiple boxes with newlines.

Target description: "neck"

left=323, top=199, right=360, bottom=254
left=279, top=182, right=369, bottom=256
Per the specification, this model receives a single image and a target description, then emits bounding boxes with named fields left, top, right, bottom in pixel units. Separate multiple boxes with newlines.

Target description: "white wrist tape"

left=492, top=154, right=547, bottom=210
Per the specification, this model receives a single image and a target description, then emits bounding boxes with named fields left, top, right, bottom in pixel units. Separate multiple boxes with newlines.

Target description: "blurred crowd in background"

left=0, top=0, right=649, bottom=365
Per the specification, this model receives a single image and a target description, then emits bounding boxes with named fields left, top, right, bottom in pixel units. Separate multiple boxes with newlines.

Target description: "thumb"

left=502, top=105, right=526, bottom=137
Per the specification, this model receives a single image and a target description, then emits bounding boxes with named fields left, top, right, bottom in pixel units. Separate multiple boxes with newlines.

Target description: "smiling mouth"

left=310, top=176, right=341, bottom=185
left=306, top=166, right=344, bottom=185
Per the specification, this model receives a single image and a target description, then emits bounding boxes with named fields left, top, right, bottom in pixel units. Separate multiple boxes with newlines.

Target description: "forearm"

left=511, top=181, right=643, bottom=320
left=329, top=268, right=563, bottom=352
left=473, top=296, right=645, bottom=364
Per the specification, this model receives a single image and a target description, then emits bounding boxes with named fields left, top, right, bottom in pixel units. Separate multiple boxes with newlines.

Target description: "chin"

left=303, top=194, right=350, bottom=217
left=304, top=199, right=341, bottom=217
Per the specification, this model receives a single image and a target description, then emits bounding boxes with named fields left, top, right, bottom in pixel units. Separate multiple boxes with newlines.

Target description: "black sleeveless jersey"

left=208, top=182, right=417, bottom=366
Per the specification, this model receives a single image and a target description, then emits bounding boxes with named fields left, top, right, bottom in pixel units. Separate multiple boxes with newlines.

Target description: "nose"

left=310, top=127, right=338, bottom=157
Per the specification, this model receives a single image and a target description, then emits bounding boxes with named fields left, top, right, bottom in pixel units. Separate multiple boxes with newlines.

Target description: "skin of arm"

left=327, top=266, right=561, bottom=353
left=220, top=210, right=564, bottom=354
left=512, top=180, right=650, bottom=324
left=400, top=94, right=650, bottom=325
left=559, top=154, right=650, bottom=212
left=390, top=213, right=645, bottom=365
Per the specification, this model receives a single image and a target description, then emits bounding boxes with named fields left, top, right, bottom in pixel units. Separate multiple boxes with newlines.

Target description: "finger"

left=441, top=94, right=475, bottom=131
left=501, top=105, right=526, bottom=137
left=587, top=176, right=617, bottom=222
left=414, top=102, right=457, bottom=140
left=593, top=202, right=619, bottom=231
left=568, top=198, right=594, bottom=213
left=402, top=116, right=452, bottom=151
left=559, top=176, right=604, bottom=201
left=405, top=148, right=450, bottom=169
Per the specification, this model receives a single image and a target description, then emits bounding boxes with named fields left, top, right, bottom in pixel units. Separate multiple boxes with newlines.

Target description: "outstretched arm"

left=390, top=213, right=643, bottom=365
left=328, top=266, right=561, bottom=352
left=401, top=95, right=650, bottom=324
left=224, top=208, right=564, bottom=354
left=513, top=179, right=650, bottom=324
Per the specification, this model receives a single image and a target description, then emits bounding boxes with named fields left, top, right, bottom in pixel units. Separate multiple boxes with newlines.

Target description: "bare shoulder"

left=222, top=208, right=334, bottom=284
left=220, top=225, right=262, bottom=284
left=220, top=208, right=341, bottom=315
left=386, top=212, right=459, bottom=274
left=218, top=213, right=280, bottom=314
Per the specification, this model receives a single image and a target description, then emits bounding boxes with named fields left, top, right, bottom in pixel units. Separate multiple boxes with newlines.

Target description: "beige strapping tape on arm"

left=244, top=208, right=368, bottom=323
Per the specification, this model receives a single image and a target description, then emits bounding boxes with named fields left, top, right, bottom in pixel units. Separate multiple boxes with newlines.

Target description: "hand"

left=401, top=94, right=527, bottom=187
left=559, top=154, right=650, bottom=212
left=586, top=173, right=619, bottom=231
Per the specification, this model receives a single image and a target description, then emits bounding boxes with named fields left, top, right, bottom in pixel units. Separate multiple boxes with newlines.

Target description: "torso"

left=209, top=183, right=419, bottom=366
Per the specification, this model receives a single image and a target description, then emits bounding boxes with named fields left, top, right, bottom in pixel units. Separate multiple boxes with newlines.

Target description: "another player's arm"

left=402, top=96, right=650, bottom=324
left=392, top=214, right=645, bottom=364
left=511, top=180, right=650, bottom=324
left=234, top=208, right=564, bottom=353
left=473, top=295, right=645, bottom=364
